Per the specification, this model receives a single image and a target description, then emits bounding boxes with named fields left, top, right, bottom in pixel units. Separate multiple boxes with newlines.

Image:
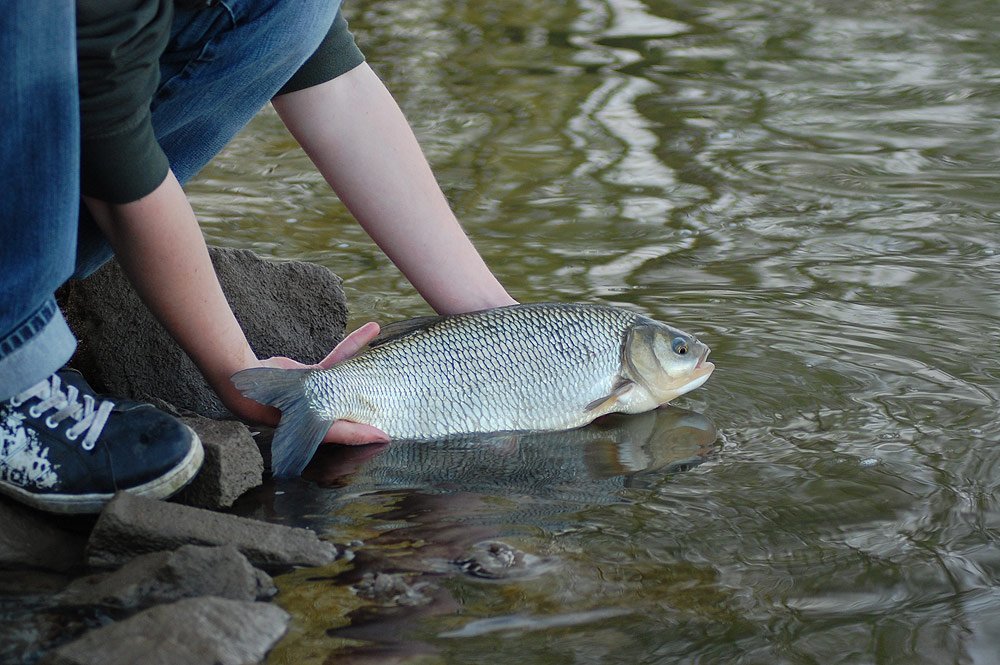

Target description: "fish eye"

left=672, top=338, right=688, bottom=355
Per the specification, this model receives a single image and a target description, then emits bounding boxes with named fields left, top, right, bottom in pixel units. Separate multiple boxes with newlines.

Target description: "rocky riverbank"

left=0, top=247, right=350, bottom=665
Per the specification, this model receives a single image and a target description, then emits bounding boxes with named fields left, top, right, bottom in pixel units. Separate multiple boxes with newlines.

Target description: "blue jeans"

left=0, top=0, right=340, bottom=400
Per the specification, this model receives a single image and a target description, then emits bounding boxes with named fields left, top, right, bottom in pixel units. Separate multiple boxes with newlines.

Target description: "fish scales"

left=308, top=304, right=639, bottom=439
left=232, top=302, right=714, bottom=477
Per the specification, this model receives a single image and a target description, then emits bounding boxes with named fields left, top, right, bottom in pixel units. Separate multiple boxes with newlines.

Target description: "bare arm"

left=272, top=62, right=516, bottom=315
left=84, top=172, right=262, bottom=420
left=84, top=173, right=387, bottom=444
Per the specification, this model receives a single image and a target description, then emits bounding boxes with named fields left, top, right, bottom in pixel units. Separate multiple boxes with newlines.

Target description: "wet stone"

left=352, top=572, right=434, bottom=607
left=56, top=544, right=276, bottom=612
left=455, top=541, right=554, bottom=580
left=38, top=597, right=289, bottom=665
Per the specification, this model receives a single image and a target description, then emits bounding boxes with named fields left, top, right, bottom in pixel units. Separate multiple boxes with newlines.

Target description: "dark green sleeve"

left=276, top=10, right=366, bottom=97
left=77, top=0, right=172, bottom=203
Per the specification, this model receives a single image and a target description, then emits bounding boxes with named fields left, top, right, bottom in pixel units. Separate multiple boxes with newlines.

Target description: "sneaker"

left=0, top=369, right=204, bottom=514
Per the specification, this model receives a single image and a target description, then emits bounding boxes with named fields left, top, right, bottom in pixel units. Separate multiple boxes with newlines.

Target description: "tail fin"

left=231, top=368, right=332, bottom=478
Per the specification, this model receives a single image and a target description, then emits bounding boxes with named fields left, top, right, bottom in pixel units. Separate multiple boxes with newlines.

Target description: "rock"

left=352, top=572, right=433, bottom=607
left=57, top=544, right=275, bottom=611
left=86, top=492, right=337, bottom=570
left=172, top=417, right=263, bottom=510
left=57, top=246, right=348, bottom=419
left=39, top=597, right=289, bottom=665
left=454, top=540, right=555, bottom=580
left=0, top=495, right=87, bottom=572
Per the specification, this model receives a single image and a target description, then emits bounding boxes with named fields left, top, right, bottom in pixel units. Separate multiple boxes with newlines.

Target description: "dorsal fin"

left=367, top=314, right=449, bottom=348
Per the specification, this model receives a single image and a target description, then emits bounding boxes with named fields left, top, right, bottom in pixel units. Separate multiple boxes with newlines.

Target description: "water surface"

left=187, top=0, right=1000, bottom=662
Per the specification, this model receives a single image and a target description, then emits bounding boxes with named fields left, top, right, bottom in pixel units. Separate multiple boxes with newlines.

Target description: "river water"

left=187, top=0, right=1000, bottom=662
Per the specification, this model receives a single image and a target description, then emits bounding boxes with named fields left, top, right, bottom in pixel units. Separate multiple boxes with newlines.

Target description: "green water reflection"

left=196, top=0, right=1000, bottom=662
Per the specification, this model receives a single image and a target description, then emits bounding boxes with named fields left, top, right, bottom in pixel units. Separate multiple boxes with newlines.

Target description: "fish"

left=231, top=302, right=715, bottom=478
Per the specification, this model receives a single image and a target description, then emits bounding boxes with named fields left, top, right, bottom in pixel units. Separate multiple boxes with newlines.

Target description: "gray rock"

left=0, top=495, right=87, bottom=572
left=352, top=571, right=433, bottom=607
left=86, top=492, right=337, bottom=570
left=57, top=544, right=275, bottom=611
left=172, top=417, right=263, bottom=509
left=57, top=246, right=348, bottom=419
left=39, top=597, right=289, bottom=665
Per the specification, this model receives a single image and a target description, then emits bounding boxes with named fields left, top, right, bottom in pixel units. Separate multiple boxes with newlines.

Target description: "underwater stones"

left=86, top=492, right=338, bottom=570
left=57, top=245, right=348, bottom=419
left=39, top=597, right=289, bottom=665
left=454, top=540, right=554, bottom=580
left=352, top=571, right=434, bottom=607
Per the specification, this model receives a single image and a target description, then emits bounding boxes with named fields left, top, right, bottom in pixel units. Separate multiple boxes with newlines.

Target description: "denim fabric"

left=3, top=0, right=341, bottom=398
left=73, top=0, right=341, bottom=278
left=0, top=1, right=80, bottom=400
left=0, top=0, right=340, bottom=400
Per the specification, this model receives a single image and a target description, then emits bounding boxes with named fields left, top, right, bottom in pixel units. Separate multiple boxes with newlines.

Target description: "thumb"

left=317, top=321, right=381, bottom=369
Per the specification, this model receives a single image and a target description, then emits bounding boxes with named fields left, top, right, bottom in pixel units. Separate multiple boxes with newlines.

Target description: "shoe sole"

left=0, top=425, right=205, bottom=515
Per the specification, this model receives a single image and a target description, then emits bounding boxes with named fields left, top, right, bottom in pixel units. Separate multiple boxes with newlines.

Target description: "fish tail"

left=231, top=368, right=332, bottom=479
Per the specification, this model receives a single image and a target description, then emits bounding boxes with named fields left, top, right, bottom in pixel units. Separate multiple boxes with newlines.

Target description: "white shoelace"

left=9, top=374, right=115, bottom=451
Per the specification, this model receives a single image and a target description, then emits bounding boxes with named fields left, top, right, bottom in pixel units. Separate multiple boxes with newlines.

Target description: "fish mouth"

left=693, top=348, right=714, bottom=376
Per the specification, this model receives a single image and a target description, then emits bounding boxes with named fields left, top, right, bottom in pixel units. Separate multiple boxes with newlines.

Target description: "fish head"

left=623, top=322, right=715, bottom=405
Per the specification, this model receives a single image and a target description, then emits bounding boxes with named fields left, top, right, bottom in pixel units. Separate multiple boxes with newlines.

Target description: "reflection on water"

left=305, top=407, right=715, bottom=497
left=197, top=0, right=1000, bottom=662
left=249, top=408, right=714, bottom=662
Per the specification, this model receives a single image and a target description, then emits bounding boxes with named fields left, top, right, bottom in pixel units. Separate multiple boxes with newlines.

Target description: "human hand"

left=229, top=322, right=391, bottom=445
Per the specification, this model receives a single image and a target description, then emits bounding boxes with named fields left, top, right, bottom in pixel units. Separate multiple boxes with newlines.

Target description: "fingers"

left=324, top=419, right=390, bottom=445
left=258, top=356, right=304, bottom=370
left=317, top=321, right=381, bottom=369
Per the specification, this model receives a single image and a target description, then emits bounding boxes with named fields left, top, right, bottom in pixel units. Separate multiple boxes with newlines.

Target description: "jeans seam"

left=0, top=300, right=58, bottom=360
left=154, top=2, right=237, bottom=108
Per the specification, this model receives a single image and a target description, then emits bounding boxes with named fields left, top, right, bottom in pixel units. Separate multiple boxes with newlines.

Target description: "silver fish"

left=232, top=303, right=715, bottom=478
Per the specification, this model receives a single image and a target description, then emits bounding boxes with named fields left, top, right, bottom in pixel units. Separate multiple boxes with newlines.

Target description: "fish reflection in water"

left=304, top=405, right=717, bottom=504
left=295, top=406, right=715, bottom=661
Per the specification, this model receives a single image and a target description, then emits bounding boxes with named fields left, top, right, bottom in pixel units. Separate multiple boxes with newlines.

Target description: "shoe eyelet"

left=44, top=416, right=59, bottom=429
left=81, top=439, right=96, bottom=451
left=66, top=429, right=81, bottom=441
left=28, top=406, right=43, bottom=418
left=9, top=397, right=24, bottom=407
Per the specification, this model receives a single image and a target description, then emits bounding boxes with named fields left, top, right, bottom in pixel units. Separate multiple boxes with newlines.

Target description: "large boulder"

left=57, top=246, right=348, bottom=419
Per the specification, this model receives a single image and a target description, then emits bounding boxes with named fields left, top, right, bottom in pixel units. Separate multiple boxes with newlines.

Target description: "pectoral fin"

left=584, top=379, right=635, bottom=413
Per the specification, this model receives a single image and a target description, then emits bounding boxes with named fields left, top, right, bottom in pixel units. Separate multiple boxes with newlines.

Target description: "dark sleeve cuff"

left=80, top=118, right=170, bottom=204
left=275, top=10, right=366, bottom=97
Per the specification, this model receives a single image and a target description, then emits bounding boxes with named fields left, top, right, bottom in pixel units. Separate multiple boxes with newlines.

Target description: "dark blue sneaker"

left=0, top=369, right=203, bottom=514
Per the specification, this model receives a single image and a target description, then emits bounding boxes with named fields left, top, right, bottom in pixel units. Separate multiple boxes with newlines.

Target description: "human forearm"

left=272, top=63, right=516, bottom=315
left=82, top=171, right=268, bottom=421
left=83, top=175, right=388, bottom=444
